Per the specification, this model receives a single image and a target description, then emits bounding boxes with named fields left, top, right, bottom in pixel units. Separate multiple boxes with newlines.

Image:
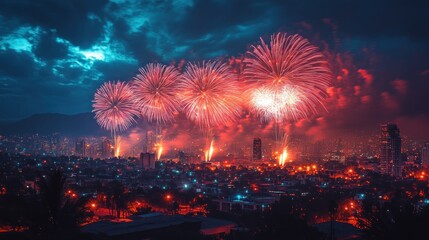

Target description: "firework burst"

left=179, top=61, right=242, bottom=130
left=179, top=61, right=242, bottom=161
left=131, top=63, right=181, bottom=125
left=131, top=63, right=182, bottom=160
left=244, top=32, right=331, bottom=122
left=244, top=32, right=331, bottom=166
left=92, top=81, right=138, bottom=156
left=93, top=81, right=138, bottom=132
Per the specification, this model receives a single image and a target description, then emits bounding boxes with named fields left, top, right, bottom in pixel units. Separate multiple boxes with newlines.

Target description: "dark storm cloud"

left=0, top=50, right=36, bottom=78
left=178, top=0, right=273, bottom=38
left=267, top=0, right=429, bottom=39
left=0, top=56, right=83, bottom=121
left=0, top=0, right=108, bottom=48
left=93, top=61, right=138, bottom=82
left=166, top=0, right=278, bottom=59
left=34, top=30, right=69, bottom=61
left=116, top=28, right=161, bottom=65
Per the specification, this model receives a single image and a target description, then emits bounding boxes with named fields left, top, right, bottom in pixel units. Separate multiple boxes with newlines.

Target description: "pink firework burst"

left=244, top=32, right=331, bottom=122
left=178, top=61, right=242, bottom=130
left=92, top=81, right=138, bottom=133
left=131, top=63, right=181, bottom=125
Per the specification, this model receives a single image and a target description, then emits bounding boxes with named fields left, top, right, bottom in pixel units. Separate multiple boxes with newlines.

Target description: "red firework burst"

left=131, top=63, right=181, bottom=125
left=92, top=81, right=138, bottom=133
left=244, top=32, right=331, bottom=122
left=178, top=60, right=242, bottom=130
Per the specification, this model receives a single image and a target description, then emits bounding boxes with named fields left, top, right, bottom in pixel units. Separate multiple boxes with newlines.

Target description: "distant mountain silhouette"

left=0, top=112, right=108, bottom=136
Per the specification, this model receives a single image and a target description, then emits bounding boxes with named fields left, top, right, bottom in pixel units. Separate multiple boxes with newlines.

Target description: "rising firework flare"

left=115, top=136, right=121, bottom=157
left=204, top=138, right=215, bottom=162
left=244, top=32, right=331, bottom=166
left=154, top=142, right=163, bottom=161
left=179, top=61, right=242, bottom=161
left=278, top=148, right=288, bottom=167
left=92, top=81, right=138, bottom=154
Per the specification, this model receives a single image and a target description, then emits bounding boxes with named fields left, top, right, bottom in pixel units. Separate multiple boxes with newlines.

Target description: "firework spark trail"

left=156, top=142, right=163, bottom=161
left=92, top=81, right=138, bottom=156
left=116, top=136, right=121, bottom=157
left=204, top=138, right=215, bottom=162
left=244, top=32, right=331, bottom=166
left=179, top=61, right=242, bottom=161
left=278, top=148, right=288, bottom=166
left=131, top=63, right=181, bottom=160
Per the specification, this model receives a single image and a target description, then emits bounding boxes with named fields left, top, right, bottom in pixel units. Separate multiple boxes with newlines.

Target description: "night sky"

left=1, top=0, right=429, bottom=140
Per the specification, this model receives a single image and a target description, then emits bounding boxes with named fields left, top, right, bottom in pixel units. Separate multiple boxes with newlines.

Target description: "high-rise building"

left=75, top=139, right=86, bottom=157
left=50, top=133, right=60, bottom=156
left=101, top=138, right=113, bottom=159
left=140, top=152, right=156, bottom=170
left=178, top=150, right=186, bottom=162
left=253, top=138, right=262, bottom=160
left=380, top=123, right=402, bottom=177
left=422, top=142, right=429, bottom=169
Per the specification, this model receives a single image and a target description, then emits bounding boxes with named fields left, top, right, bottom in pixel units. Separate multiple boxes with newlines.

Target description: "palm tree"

left=105, top=180, right=129, bottom=218
left=0, top=170, right=92, bottom=240
left=32, top=170, right=92, bottom=240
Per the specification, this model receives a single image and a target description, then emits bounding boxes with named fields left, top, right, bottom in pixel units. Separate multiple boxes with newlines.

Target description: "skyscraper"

left=75, top=139, right=86, bottom=157
left=380, top=123, right=402, bottom=177
left=253, top=138, right=262, bottom=160
left=422, top=142, right=429, bottom=169
left=140, top=152, right=156, bottom=170
left=101, top=138, right=113, bottom=159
